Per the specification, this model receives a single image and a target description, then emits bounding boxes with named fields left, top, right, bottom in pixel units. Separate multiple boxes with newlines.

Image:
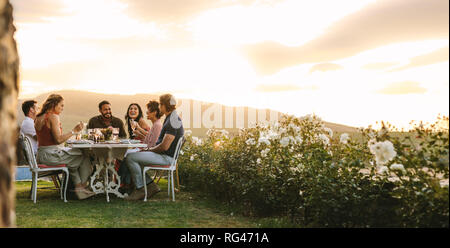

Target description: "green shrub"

left=179, top=115, right=449, bottom=227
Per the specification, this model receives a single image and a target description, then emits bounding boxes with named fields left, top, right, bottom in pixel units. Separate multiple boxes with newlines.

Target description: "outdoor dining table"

left=68, top=141, right=147, bottom=202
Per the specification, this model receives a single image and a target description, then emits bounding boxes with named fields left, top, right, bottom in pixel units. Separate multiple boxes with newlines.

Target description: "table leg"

left=90, top=163, right=105, bottom=195
left=88, top=149, right=129, bottom=201
left=105, top=160, right=127, bottom=199
left=105, top=161, right=110, bottom=202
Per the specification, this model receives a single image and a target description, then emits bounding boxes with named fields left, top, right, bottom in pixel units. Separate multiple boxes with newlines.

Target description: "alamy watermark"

left=172, top=99, right=280, bottom=129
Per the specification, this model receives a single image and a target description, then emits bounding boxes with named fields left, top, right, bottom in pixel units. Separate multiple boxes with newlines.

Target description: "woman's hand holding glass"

left=72, top=121, right=84, bottom=140
left=73, top=121, right=84, bottom=133
left=130, top=119, right=138, bottom=131
left=133, top=126, right=147, bottom=140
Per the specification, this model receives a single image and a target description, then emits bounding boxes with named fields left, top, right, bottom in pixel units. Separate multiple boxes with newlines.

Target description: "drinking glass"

left=112, top=128, right=119, bottom=141
left=129, top=119, right=137, bottom=131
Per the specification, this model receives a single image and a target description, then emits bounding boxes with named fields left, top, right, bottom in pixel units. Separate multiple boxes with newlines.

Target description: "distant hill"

left=17, top=90, right=358, bottom=137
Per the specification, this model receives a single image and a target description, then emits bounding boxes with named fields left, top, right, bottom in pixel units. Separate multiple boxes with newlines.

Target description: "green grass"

left=14, top=180, right=297, bottom=228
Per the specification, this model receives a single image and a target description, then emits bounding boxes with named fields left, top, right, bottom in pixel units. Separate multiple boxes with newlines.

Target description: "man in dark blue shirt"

left=155, top=109, right=184, bottom=157
left=124, top=94, right=184, bottom=201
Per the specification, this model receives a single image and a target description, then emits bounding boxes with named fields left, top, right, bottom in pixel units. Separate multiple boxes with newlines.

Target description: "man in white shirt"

left=20, top=100, right=39, bottom=155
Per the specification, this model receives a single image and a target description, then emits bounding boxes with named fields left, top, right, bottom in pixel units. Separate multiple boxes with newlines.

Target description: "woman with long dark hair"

left=34, top=94, right=95, bottom=200
left=119, top=101, right=163, bottom=193
left=124, top=103, right=150, bottom=140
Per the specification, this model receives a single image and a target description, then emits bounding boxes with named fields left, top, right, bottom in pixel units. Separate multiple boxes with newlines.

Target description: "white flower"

left=271, top=131, right=281, bottom=140
left=301, top=114, right=313, bottom=122
left=340, top=133, right=350, bottom=144
left=280, top=137, right=290, bottom=147
left=378, top=166, right=389, bottom=174
left=278, top=127, right=287, bottom=134
left=256, top=158, right=262, bottom=165
left=220, top=129, right=229, bottom=138
left=390, top=163, right=405, bottom=172
left=258, top=136, right=270, bottom=145
left=273, top=122, right=280, bottom=129
left=246, top=138, right=256, bottom=145
left=185, top=130, right=192, bottom=136
left=295, top=136, right=303, bottom=144
left=192, top=136, right=203, bottom=146
left=190, top=155, right=195, bottom=161
left=263, top=130, right=279, bottom=140
left=367, top=129, right=376, bottom=139
left=318, top=134, right=330, bottom=146
left=323, top=127, right=333, bottom=137
left=206, top=129, right=214, bottom=137
left=294, top=153, right=303, bottom=159
left=288, top=123, right=301, bottom=133
left=261, top=148, right=270, bottom=158
left=368, top=140, right=397, bottom=166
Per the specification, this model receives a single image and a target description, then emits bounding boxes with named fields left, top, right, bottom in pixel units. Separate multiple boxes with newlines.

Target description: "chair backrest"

left=22, top=134, right=39, bottom=170
left=170, top=135, right=185, bottom=168
left=17, top=133, right=29, bottom=165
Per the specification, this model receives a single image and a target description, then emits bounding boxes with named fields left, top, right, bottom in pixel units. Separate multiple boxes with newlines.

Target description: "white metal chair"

left=20, top=134, right=69, bottom=203
left=143, top=136, right=185, bottom=202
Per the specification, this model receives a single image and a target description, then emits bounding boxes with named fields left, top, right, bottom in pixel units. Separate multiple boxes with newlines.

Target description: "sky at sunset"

left=11, top=0, right=449, bottom=129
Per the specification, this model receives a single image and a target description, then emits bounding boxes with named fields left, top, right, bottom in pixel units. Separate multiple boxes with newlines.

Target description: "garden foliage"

left=178, top=115, right=449, bottom=227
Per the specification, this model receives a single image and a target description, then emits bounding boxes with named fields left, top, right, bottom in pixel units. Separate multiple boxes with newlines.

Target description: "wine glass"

left=130, top=119, right=137, bottom=131
left=112, top=128, right=119, bottom=141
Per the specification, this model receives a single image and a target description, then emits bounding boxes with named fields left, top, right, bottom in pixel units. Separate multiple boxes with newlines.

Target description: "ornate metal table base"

left=69, top=143, right=147, bottom=202
left=90, top=157, right=127, bottom=202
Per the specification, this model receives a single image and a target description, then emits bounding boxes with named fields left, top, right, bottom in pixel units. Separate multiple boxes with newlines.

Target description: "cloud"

left=20, top=60, right=101, bottom=86
left=389, top=46, right=449, bottom=72
left=10, top=0, right=67, bottom=23
left=120, top=0, right=217, bottom=23
left=120, top=0, right=267, bottom=23
left=362, top=62, right=399, bottom=70
left=309, top=63, right=343, bottom=73
left=243, top=0, right=449, bottom=75
left=377, top=81, right=427, bottom=95
left=254, top=84, right=318, bottom=92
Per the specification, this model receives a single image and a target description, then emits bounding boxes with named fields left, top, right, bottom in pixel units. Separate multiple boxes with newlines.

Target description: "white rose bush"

left=178, top=115, right=449, bottom=227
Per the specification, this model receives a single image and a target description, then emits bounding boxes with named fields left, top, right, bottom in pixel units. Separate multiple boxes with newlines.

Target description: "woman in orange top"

left=35, top=94, right=95, bottom=200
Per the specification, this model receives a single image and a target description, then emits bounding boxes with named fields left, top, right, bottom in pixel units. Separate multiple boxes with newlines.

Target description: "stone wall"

left=0, top=0, right=19, bottom=228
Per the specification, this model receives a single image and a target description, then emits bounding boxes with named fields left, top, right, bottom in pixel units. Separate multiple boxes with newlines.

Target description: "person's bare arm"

left=48, top=114, right=82, bottom=144
left=138, top=118, right=150, bottom=131
left=133, top=119, right=149, bottom=137
left=133, top=128, right=147, bottom=140
left=148, top=134, right=175, bottom=153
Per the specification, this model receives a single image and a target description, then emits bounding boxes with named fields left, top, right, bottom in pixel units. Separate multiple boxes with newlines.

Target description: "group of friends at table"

left=20, top=93, right=184, bottom=201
